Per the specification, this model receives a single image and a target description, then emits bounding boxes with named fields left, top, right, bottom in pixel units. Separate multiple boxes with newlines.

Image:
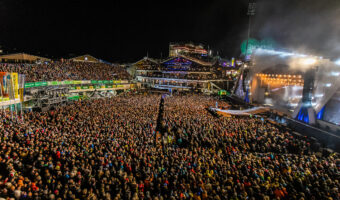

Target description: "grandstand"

left=132, top=54, right=235, bottom=93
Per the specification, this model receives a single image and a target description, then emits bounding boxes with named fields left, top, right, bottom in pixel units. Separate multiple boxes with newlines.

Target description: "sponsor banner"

left=117, top=85, right=124, bottom=88
left=35, top=82, right=48, bottom=87
left=0, top=97, right=10, bottom=102
left=106, top=85, right=113, bottom=88
left=89, top=86, right=94, bottom=89
left=76, top=86, right=81, bottom=90
left=64, top=80, right=73, bottom=85
left=82, top=80, right=91, bottom=84
left=23, top=80, right=128, bottom=88
left=48, top=81, right=60, bottom=86
left=95, top=85, right=101, bottom=89
left=68, top=95, right=80, bottom=100
left=100, top=85, right=105, bottom=89
left=82, top=86, right=89, bottom=89
left=69, top=86, right=76, bottom=90
left=24, top=82, right=35, bottom=88
left=73, top=80, right=82, bottom=84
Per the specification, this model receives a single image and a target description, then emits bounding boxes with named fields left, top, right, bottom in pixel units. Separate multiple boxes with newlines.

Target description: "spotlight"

left=335, top=59, right=340, bottom=66
left=301, top=58, right=316, bottom=65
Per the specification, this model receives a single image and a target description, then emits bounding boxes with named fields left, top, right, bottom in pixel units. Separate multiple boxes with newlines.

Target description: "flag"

left=18, top=74, right=25, bottom=102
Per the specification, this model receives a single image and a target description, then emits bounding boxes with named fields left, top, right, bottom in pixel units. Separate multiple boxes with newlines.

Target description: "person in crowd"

left=0, top=94, right=338, bottom=199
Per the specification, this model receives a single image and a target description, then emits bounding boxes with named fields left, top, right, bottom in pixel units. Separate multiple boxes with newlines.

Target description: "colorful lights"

left=255, top=73, right=304, bottom=86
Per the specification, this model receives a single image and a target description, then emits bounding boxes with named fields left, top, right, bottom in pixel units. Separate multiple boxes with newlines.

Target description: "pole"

left=21, top=101, right=23, bottom=122
left=245, top=0, right=256, bottom=61
left=9, top=73, right=13, bottom=121
left=245, top=14, right=252, bottom=60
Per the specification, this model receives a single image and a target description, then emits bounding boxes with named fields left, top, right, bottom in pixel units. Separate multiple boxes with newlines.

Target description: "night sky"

left=0, top=0, right=250, bottom=62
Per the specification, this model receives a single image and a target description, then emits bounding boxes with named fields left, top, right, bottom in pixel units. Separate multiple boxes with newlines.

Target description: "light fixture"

left=301, top=58, right=316, bottom=65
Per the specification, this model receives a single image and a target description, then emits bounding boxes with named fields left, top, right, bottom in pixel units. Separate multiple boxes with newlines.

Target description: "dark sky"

left=0, top=0, right=249, bottom=62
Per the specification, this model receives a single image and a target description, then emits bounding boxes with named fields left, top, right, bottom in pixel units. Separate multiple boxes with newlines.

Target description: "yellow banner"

left=19, top=88, right=24, bottom=102
left=11, top=73, right=19, bottom=99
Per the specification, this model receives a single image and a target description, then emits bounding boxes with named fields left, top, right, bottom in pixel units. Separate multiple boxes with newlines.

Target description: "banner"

left=18, top=74, right=25, bottom=102
left=64, top=80, right=73, bottom=85
left=24, top=80, right=128, bottom=88
left=0, top=72, right=8, bottom=99
left=35, top=82, right=47, bottom=87
left=82, top=80, right=91, bottom=84
left=11, top=73, right=19, bottom=99
left=48, top=81, right=60, bottom=86
left=7, top=74, right=15, bottom=100
left=73, top=80, right=82, bottom=84
left=24, top=82, right=35, bottom=88
left=68, top=95, right=80, bottom=100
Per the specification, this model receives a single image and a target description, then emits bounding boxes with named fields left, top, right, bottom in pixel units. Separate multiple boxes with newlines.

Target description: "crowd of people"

left=0, top=61, right=131, bottom=82
left=0, top=93, right=338, bottom=200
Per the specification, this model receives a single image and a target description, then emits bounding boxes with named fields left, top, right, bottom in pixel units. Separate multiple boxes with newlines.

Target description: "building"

left=133, top=55, right=233, bottom=93
left=0, top=53, right=51, bottom=63
left=169, top=43, right=208, bottom=57
left=69, top=54, right=100, bottom=63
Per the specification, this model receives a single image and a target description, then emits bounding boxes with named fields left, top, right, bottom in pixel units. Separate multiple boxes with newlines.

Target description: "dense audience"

left=0, top=61, right=131, bottom=82
left=0, top=94, right=338, bottom=200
